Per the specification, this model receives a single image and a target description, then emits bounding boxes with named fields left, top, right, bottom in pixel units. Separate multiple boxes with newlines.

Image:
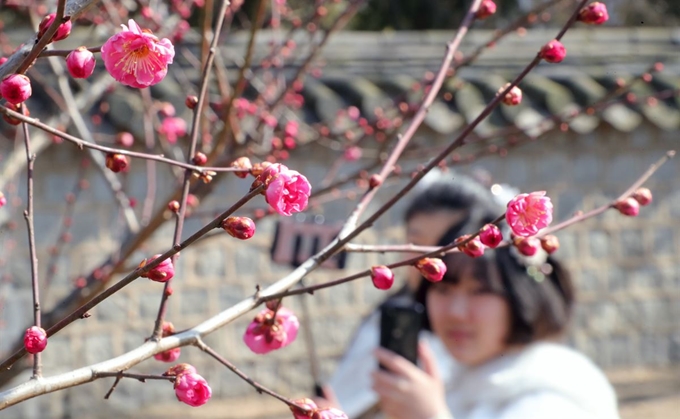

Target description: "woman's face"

left=426, top=271, right=512, bottom=367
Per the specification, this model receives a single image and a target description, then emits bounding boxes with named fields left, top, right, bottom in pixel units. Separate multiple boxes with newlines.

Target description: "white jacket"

left=329, top=315, right=619, bottom=419
left=442, top=342, right=620, bottom=419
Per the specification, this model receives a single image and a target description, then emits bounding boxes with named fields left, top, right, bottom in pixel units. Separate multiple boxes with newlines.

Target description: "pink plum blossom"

left=100, top=19, right=175, bottom=88
left=174, top=372, right=212, bottom=407
left=0, top=191, right=6, bottom=208
left=505, top=191, right=553, bottom=237
left=265, top=169, right=311, bottom=216
left=243, top=307, right=300, bottom=354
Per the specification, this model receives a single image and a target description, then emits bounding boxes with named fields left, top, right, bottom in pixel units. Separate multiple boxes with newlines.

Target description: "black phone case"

left=379, top=300, right=424, bottom=368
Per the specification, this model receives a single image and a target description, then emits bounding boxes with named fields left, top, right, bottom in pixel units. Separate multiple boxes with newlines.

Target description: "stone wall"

left=0, top=121, right=679, bottom=418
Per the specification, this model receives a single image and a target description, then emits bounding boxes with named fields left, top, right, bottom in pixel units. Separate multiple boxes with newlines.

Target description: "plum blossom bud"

left=66, top=47, right=96, bottom=79
left=192, top=152, right=207, bottom=166
left=578, top=2, right=609, bottom=25
left=174, top=372, right=212, bottom=407
left=116, top=132, right=134, bottom=147
left=24, top=326, right=48, bottom=354
left=139, top=254, right=175, bottom=282
left=456, top=235, right=485, bottom=258
left=369, top=174, right=383, bottom=189
left=105, top=153, right=129, bottom=173
left=168, top=200, right=180, bottom=213
left=158, top=117, right=187, bottom=144
left=185, top=95, right=198, bottom=109
left=186, top=194, right=200, bottom=208
left=1, top=74, right=32, bottom=105
left=154, top=347, right=181, bottom=363
left=290, top=398, right=318, bottom=419
left=231, top=156, right=253, bottom=178
left=370, top=265, right=394, bottom=290
left=38, top=14, right=72, bottom=42
left=479, top=224, right=503, bottom=248
left=0, top=191, right=6, bottom=208
left=343, top=146, right=362, bottom=161
left=514, top=236, right=541, bottom=257
left=540, top=234, right=560, bottom=254
left=614, top=197, right=639, bottom=217
left=316, top=408, right=350, bottom=418
left=415, top=258, right=447, bottom=282
left=476, top=0, right=497, bottom=20
left=222, top=216, right=256, bottom=240
left=243, top=307, right=299, bottom=354
left=2, top=102, right=28, bottom=126
left=499, top=83, right=522, bottom=106
left=506, top=191, right=553, bottom=237
left=164, top=363, right=197, bottom=377
left=632, top=187, right=652, bottom=206
left=540, top=40, right=566, bottom=63
left=161, top=321, right=175, bottom=336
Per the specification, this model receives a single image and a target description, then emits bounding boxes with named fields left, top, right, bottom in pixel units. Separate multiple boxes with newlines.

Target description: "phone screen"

left=379, top=300, right=424, bottom=368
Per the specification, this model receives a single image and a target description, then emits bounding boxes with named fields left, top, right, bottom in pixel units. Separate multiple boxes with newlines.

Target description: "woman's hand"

left=371, top=342, right=449, bottom=419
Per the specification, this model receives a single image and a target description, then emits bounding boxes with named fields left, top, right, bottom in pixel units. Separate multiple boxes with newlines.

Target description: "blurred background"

left=1, top=0, right=679, bottom=417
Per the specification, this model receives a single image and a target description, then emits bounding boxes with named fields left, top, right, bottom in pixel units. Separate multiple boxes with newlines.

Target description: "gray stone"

left=573, top=154, right=601, bottom=184
left=180, top=288, right=210, bottom=317
left=83, top=333, right=115, bottom=365
left=654, top=228, right=675, bottom=255
left=588, top=230, right=611, bottom=259
left=555, top=190, right=583, bottom=220
left=640, top=334, right=670, bottom=366
left=194, top=244, right=227, bottom=277
left=619, top=229, right=644, bottom=258
left=607, top=266, right=628, bottom=292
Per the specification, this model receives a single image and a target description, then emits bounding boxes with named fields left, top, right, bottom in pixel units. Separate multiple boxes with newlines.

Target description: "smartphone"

left=379, top=299, right=424, bottom=369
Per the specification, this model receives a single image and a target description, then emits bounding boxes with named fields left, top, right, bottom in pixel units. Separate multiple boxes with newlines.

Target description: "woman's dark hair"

left=377, top=174, right=506, bottom=306
left=403, top=174, right=500, bottom=225
left=415, top=215, right=575, bottom=344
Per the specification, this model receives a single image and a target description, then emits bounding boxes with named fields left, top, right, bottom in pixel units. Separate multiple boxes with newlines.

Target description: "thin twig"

left=151, top=0, right=234, bottom=340
left=98, top=371, right=175, bottom=400
left=195, top=338, right=306, bottom=411
left=0, top=105, right=247, bottom=175
left=21, top=118, right=42, bottom=379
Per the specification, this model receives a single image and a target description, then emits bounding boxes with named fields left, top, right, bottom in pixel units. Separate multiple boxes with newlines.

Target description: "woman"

left=327, top=172, right=505, bottom=418
left=371, top=188, right=620, bottom=419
